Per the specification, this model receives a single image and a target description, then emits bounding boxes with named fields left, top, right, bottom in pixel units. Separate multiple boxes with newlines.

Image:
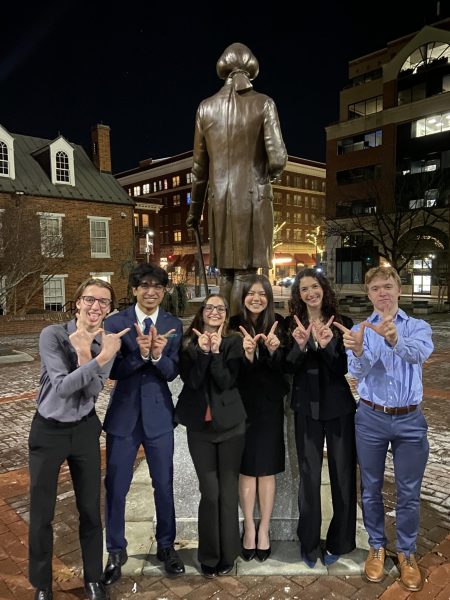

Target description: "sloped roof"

left=0, top=132, right=134, bottom=206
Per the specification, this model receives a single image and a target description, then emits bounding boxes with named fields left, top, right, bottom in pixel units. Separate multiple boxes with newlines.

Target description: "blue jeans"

left=355, top=401, right=429, bottom=554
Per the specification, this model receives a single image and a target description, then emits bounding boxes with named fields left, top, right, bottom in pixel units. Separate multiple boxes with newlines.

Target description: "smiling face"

left=244, top=283, right=268, bottom=317
left=298, top=276, right=324, bottom=312
left=75, top=284, right=112, bottom=332
left=132, top=278, right=165, bottom=315
left=202, top=296, right=227, bottom=332
left=367, top=275, right=401, bottom=315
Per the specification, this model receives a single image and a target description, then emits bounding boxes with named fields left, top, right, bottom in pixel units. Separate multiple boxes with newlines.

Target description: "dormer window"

left=56, top=151, right=70, bottom=182
left=49, top=136, right=75, bottom=186
left=0, top=125, right=16, bottom=180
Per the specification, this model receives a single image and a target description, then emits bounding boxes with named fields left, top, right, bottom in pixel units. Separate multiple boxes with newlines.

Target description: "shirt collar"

left=368, top=307, right=409, bottom=323
left=135, top=304, right=159, bottom=328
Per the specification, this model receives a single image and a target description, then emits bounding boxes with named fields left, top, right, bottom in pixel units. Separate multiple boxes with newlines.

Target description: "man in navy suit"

left=102, top=263, right=185, bottom=585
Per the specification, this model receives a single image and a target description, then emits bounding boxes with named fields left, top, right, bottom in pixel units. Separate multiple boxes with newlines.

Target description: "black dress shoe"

left=200, top=563, right=217, bottom=578
left=35, top=590, right=53, bottom=600
left=102, top=548, right=128, bottom=585
left=217, top=562, right=234, bottom=576
left=84, top=581, right=109, bottom=600
left=156, top=545, right=185, bottom=576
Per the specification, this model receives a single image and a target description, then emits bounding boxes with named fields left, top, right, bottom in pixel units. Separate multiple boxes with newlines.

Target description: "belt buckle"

left=383, top=405, right=390, bottom=414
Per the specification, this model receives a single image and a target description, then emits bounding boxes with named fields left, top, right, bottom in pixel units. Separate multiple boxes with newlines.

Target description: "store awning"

left=294, top=253, right=315, bottom=266
left=273, top=253, right=296, bottom=266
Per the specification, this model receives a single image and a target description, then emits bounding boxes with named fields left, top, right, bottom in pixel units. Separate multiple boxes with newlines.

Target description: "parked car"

left=276, top=276, right=295, bottom=287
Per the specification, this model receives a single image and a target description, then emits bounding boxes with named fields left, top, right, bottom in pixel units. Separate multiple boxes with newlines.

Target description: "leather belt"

left=360, top=398, right=418, bottom=416
left=35, top=408, right=96, bottom=428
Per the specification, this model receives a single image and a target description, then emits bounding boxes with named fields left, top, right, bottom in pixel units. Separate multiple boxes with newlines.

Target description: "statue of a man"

left=186, top=42, right=287, bottom=314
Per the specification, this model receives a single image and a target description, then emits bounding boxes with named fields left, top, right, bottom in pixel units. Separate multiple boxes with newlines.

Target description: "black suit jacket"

left=284, top=315, right=356, bottom=421
left=175, top=334, right=246, bottom=432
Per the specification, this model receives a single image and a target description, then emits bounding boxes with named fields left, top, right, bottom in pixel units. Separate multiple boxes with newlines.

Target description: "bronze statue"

left=186, top=42, right=287, bottom=315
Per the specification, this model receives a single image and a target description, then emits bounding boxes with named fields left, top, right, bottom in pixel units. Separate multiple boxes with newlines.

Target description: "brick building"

left=0, top=123, right=135, bottom=314
left=116, top=152, right=326, bottom=283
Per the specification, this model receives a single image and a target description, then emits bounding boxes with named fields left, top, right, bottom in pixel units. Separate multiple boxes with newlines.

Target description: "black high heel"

left=241, top=525, right=256, bottom=561
left=256, top=529, right=271, bottom=562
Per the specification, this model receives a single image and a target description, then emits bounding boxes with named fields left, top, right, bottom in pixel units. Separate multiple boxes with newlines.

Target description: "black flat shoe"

left=35, top=590, right=53, bottom=600
left=200, top=563, right=217, bottom=578
left=217, top=562, right=234, bottom=576
left=102, top=549, right=128, bottom=585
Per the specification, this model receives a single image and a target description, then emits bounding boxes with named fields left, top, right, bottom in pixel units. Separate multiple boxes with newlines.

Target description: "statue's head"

left=216, top=42, right=259, bottom=81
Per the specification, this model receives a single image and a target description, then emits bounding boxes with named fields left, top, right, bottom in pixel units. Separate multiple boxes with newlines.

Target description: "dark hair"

left=74, top=278, right=116, bottom=309
left=288, top=268, right=342, bottom=332
left=129, top=263, right=169, bottom=288
left=238, top=274, right=276, bottom=335
left=184, top=293, right=231, bottom=347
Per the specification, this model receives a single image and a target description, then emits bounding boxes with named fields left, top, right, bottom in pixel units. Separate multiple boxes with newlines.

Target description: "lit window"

left=89, top=272, right=112, bottom=283
left=88, top=217, right=110, bottom=258
left=142, top=183, right=150, bottom=194
left=56, top=151, right=70, bottom=182
left=186, top=172, right=193, bottom=184
left=0, top=142, right=8, bottom=175
left=172, top=175, right=180, bottom=187
left=174, top=230, right=181, bottom=242
left=173, top=194, right=181, bottom=206
left=133, top=185, right=141, bottom=196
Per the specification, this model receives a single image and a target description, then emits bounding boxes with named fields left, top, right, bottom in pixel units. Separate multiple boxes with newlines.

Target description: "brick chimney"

left=91, top=123, right=112, bottom=173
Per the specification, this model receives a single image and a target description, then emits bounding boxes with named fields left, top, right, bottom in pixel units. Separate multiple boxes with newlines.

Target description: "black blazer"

left=284, top=314, right=356, bottom=421
left=175, top=334, right=246, bottom=432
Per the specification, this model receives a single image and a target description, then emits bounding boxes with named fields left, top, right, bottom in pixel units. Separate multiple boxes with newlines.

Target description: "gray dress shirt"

left=36, top=319, right=113, bottom=422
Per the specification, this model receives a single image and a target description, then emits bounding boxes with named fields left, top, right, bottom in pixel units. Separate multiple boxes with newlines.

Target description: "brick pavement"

left=0, top=315, right=449, bottom=599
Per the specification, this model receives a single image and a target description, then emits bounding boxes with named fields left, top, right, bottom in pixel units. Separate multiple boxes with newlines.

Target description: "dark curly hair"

left=288, top=268, right=343, bottom=333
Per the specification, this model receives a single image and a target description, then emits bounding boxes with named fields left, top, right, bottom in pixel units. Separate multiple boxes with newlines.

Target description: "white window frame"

left=37, top=212, right=65, bottom=257
left=0, top=125, right=15, bottom=180
left=41, top=274, right=67, bottom=311
left=88, top=216, right=111, bottom=258
left=50, top=137, right=75, bottom=186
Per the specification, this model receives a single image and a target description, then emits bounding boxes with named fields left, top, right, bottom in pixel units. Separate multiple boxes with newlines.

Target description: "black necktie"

left=143, top=317, right=153, bottom=335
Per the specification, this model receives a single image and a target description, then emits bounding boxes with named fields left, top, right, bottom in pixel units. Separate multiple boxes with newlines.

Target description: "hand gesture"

left=365, top=310, right=398, bottom=346
left=69, top=323, right=102, bottom=365
left=192, top=328, right=211, bottom=353
left=239, top=325, right=263, bottom=361
left=292, top=315, right=313, bottom=351
left=97, top=328, right=130, bottom=365
left=260, top=321, right=281, bottom=354
left=334, top=321, right=366, bottom=357
left=313, top=316, right=334, bottom=349
left=209, top=323, right=224, bottom=354
left=149, top=326, right=176, bottom=360
left=135, top=322, right=152, bottom=357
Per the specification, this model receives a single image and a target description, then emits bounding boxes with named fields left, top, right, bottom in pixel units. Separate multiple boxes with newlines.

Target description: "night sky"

left=1, top=1, right=448, bottom=174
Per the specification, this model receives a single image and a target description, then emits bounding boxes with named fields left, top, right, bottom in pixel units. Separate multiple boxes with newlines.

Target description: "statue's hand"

left=186, top=214, right=198, bottom=229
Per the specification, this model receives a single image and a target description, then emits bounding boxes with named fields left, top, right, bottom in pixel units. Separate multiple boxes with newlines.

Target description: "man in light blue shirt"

left=336, top=267, right=433, bottom=592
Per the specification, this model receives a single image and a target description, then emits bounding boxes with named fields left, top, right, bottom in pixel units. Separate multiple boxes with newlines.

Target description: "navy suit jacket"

left=103, top=305, right=183, bottom=439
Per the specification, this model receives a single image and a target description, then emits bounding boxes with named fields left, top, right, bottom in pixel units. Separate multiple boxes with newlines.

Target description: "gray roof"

left=0, top=133, right=134, bottom=206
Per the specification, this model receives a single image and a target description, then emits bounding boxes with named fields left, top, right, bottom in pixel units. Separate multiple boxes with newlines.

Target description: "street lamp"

left=145, top=230, right=154, bottom=263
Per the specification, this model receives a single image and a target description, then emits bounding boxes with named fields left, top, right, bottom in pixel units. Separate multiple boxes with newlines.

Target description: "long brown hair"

left=183, top=294, right=232, bottom=347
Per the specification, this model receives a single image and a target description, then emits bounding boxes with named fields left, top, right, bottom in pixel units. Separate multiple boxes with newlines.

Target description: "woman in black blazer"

left=229, top=274, right=288, bottom=562
left=285, top=269, right=356, bottom=569
left=175, top=294, right=246, bottom=578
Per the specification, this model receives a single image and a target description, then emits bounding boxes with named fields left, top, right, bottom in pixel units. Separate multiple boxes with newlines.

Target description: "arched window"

left=55, top=150, right=70, bottom=182
left=0, top=141, right=8, bottom=175
left=401, top=42, right=450, bottom=74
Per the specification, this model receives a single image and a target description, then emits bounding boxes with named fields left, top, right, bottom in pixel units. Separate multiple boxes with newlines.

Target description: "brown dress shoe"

left=364, top=546, right=386, bottom=582
left=398, top=553, right=423, bottom=591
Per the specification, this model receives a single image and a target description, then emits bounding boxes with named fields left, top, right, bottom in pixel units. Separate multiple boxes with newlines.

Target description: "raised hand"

left=209, top=323, right=224, bottom=354
left=260, top=321, right=281, bottom=354
left=192, top=327, right=211, bottom=353
left=69, top=323, right=102, bottom=365
left=292, top=315, right=313, bottom=351
left=98, top=328, right=130, bottom=364
left=334, top=321, right=367, bottom=357
left=149, top=326, right=176, bottom=360
left=364, top=310, right=398, bottom=346
left=239, top=325, right=263, bottom=361
left=135, top=322, right=152, bottom=357
left=313, top=316, right=334, bottom=349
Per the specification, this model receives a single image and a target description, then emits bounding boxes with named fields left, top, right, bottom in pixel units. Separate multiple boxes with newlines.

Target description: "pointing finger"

left=268, top=321, right=278, bottom=337
left=116, top=328, right=131, bottom=338
left=333, top=321, right=349, bottom=334
left=239, top=325, right=251, bottom=338
left=162, top=328, right=177, bottom=338
left=325, top=316, right=334, bottom=328
left=217, top=323, right=224, bottom=337
left=192, top=328, right=202, bottom=338
left=293, top=315, right=304, bottom=329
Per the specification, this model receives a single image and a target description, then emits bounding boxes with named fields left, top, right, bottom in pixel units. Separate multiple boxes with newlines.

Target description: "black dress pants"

left=28, top=411, right=103, bottom=588
left=294, top=412, right=357, bottom=561
left=187, top=425, right=245, bottom=567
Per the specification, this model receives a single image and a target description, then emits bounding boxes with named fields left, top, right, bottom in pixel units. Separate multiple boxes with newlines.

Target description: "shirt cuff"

left=151, top=354, right=162, bottom=363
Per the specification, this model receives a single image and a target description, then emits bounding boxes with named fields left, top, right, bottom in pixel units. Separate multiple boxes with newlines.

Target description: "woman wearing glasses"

left=229, top=274, right=288, bottom=562
left=28, top=278, right=128, bottom=600
left=175, top=294, right=246, bottom=578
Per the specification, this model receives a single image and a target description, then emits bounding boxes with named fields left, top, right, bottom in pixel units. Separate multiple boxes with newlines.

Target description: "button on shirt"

left=347, top=309, right=433, bottom=408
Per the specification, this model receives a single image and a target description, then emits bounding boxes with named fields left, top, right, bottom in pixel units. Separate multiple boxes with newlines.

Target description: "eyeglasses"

left=203, top=304, right=226, bottom=314
left=81, top=296, right=112, bottom=308
left=138, top=282, right=165, bottom=292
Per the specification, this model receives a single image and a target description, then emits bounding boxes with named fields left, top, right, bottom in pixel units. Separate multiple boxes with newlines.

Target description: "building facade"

left=325, top=17, right=450, bottom=298
left=116, top=152, right=326, bottom=283
left=0, top=123, right=135, bottom=314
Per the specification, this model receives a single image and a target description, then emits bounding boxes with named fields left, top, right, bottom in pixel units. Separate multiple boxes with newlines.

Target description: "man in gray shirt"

left=28, top=278, right=128, bottom=600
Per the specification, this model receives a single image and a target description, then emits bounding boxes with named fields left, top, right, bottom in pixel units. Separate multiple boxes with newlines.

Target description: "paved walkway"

left=0, top=312, right=449, bottom=598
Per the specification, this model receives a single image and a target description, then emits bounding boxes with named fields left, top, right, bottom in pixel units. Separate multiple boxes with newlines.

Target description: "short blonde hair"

left=365, top=266, right=401, bottom=291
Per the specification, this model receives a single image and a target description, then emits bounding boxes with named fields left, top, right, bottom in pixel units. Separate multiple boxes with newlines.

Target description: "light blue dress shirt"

left=347, top=308, right=433, bottom=407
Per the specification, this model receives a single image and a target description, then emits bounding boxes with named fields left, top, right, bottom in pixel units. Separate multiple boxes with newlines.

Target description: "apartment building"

left=325, top=17, right=450, bottom=297
left=116, top=152, right=326, bottom=283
